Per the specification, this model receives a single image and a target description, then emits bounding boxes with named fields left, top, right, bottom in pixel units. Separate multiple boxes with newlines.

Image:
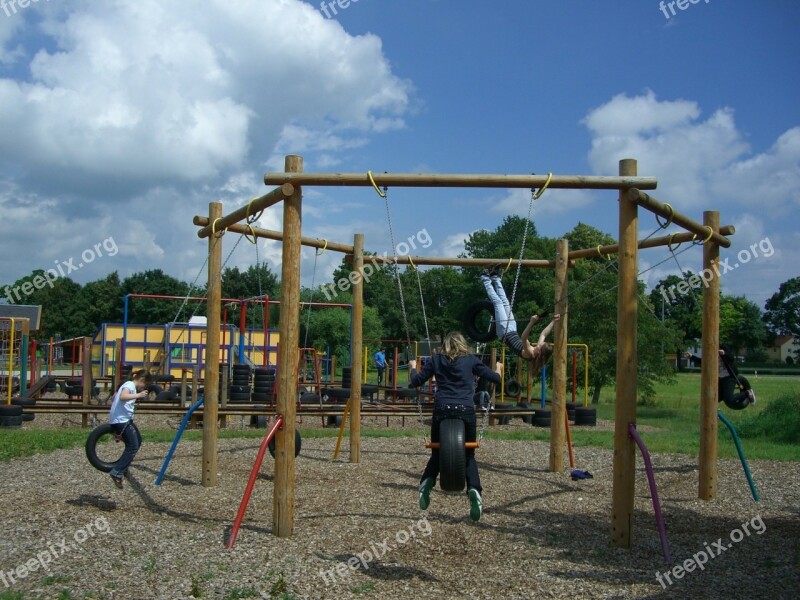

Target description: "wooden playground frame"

left=193, top=155, right=734, bottom=552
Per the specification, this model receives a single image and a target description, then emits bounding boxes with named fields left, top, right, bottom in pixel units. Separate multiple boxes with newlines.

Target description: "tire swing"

left=268, top=428, right=302, bottom=458
left=85, top=423, right=125, bottom=473
left=463, top=300, right=496, bottom=343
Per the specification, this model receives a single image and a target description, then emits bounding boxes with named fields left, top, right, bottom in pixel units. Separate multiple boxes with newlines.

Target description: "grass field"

left=2, top=373, right=798, bottom=463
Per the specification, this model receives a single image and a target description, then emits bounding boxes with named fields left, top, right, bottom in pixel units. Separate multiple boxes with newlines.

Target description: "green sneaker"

left=419, top=477, right=435, bottom=510
left=468, top=488, right=482, bottom=522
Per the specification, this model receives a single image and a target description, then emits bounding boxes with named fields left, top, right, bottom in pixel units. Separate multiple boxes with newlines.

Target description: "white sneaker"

left=747, top=389, right=756, bottom=405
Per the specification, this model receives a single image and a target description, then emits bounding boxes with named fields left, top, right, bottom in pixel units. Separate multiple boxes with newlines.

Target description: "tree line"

left=3, top=216, right=797, bottom=401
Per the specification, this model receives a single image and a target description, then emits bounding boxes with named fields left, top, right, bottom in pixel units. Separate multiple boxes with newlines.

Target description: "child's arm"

left=537, top=314, right=561, bottom=345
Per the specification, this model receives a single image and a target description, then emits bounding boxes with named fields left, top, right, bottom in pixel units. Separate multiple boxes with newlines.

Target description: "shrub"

left=737, top=393, right=800, bottom=444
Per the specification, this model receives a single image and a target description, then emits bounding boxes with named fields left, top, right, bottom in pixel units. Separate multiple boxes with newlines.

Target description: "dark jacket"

left=690, top=344, right=737, bottom=378
left=409, top=353, right=501, bottom=409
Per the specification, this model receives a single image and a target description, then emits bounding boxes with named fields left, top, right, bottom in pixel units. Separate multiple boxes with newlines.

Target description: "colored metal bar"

left=154, top=396, right=206, bottom=485
left=717, top=410, right=760, bottom=503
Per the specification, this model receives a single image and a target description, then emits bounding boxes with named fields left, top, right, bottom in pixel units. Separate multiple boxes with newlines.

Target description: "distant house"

left=766, top=335, right=800, bottom=364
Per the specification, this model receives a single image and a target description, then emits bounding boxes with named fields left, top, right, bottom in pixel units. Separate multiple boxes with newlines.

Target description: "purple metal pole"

left=628, top=423, right=671, bottom=564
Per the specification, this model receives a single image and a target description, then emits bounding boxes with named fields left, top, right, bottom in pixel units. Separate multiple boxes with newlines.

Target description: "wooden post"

left=273, top=154, right=303, bottom=538
left=699, top=211, right=720, bottom=500
left=114, top=339, right=124, bottom=391
left=202, top=200, right=222, bottom=487
left=549, top=239, right=569, bottom=472
left=612, top=159, right=639, bottom=549
left=349, top=233, right=364, bottom=463
left=81, top=337, right=92, bottom=427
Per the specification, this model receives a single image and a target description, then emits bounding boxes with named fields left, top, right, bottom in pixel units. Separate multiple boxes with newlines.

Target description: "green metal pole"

left=717, top=410, right=760, bottom=503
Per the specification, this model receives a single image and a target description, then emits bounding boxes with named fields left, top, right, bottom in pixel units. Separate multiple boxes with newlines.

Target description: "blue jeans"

left=109, top=421, right=141, bottom=478
left=480, top=274, right=516, bottom=338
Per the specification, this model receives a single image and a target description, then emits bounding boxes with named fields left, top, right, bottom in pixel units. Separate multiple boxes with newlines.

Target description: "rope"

left=303, top=247, right=321, bottom=348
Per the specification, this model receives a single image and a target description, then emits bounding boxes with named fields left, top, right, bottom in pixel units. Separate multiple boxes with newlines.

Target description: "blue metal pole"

left=540, top=365, right=547, bottom=409
left=154, top=396, right=205, bottom=485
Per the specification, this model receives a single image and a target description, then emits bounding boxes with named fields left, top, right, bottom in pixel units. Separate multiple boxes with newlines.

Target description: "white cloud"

left=0, top=0, right=412, bottom=288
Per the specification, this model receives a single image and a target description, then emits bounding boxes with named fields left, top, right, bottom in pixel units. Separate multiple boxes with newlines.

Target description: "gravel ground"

left=0, top=415, right=798, bottom=600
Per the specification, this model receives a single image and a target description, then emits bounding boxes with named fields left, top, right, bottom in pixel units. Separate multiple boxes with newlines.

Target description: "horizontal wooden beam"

left=363, top=255, right=562, bottom=269
left=196, top=184, right=294, bottom=239
left=568, top=225, right=736, bottom=260
left=628, top=189, right=731, bottom=248
left=193, top=216, right=355, bottom=254
left=263, top=172, right=658, bottom=190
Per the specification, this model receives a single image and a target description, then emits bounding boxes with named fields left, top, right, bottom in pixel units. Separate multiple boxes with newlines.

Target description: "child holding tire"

left=107, top=369, right=152, bottom=489
left=408, top=331, right=502, bottom=522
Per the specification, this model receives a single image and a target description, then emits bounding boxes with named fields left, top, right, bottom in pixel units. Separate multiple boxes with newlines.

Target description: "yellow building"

left=92, top=317, right=279, bottom=379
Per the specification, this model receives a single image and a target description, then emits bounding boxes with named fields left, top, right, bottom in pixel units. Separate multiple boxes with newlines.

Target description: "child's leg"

left=420, top=414, right=441, bottom=484
left=490, top=275, right=516, bottom=332
left=110, top=421, right=141, bottom=478
left=480, top=275, right=510, bottom=337
left=463, top=413, right=482, bottom=493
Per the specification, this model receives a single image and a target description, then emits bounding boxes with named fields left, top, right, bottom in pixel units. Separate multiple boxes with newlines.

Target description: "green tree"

left=720, top=295, right=767, bottom=355
left=764, top=277, right=800, bottom=336
left=221, top=263, right=280, bottom=329
left=121, top=270, right=193, bottom=324
left=82, top=272, right=124, bottom=326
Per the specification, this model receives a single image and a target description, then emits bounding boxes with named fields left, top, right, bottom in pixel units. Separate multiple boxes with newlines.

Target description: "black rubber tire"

left=252, top=384, right=273, bottom=394
left=0, top=405, right=23, bottom=417
left=439, top=418, right=466, bottom=493
left=233, top=364, right=251, bottom=374
left=254, top=367, right=276, bottom=377
left=231, top=376, right=250, bottom=386
left=268, top=429, right=302, bottom=458
left=517, top=402, right=534, bottom=424
left=229, top=385, right=251, bottom=395
left=85, top=423, right=124, bottom=473
left=494, top=403, right=513, bottom=425
left=154, top=374, right=175, bottom=383
left=46, top=380, right=58, bottom=392
left=396, top=388, right=418, bottom=400
left=533, top=409, right=551, bottom=427
left=299, top=393, right=321, bottom=404
left=324, top=387, right=350, bottom=401
left=0, top=415, right=23, bottom=428
left=155, top=390, right=179, bottom=403
left=326, top=414, right=343, bottom=427
left=566, top=403, right=577, bottom=422
left=229, top=392, right=252, bottom=403
left=505, top=379, right=521, bottom=397
left=11, top=398, right=36, bottom=408
left=251, top=392, right=270, bottom=402
left=21, top=412, right=35, bottom=422
left=250, top=414, right=268, bottom=428
left=463, top=299, right=497, bottom=343
left=574, top=407, right=597, bottom=426
left=341, top=367, right=352, bottom=388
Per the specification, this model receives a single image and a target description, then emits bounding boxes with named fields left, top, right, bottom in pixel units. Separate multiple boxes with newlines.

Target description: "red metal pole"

left=226, top=415, right=284, bottom=549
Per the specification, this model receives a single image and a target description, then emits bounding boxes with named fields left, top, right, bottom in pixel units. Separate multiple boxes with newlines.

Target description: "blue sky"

left=0, top=0, right=798, bottom=311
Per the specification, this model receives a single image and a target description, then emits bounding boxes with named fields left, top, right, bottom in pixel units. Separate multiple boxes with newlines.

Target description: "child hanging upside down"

left=479, top=266, right=560, bottom=371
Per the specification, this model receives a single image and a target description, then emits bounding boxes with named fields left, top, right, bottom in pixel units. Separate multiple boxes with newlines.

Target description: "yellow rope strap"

left=243, top=223, right=257, bottom=245
left=317, top=239, right=328, bottom=255
left=505, top=257, right=513, bottom=271
left=596, top=245, right=611, bottom=261
left=367, top=171, right=386, bottom=198
left=667, top=233, right=681, bottom=253
left=533, top=172, right=553, bottom=200
left=212, top=218, right=226, bottom=237
left=655, top=202, right=675, bottom=229
left=701, top=226, right=714, bottom=244
left=408, top=255, right=416, bottom=270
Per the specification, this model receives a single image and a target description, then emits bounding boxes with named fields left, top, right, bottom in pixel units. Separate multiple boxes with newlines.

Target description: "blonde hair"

left=441, top=331, right=472, bottom=360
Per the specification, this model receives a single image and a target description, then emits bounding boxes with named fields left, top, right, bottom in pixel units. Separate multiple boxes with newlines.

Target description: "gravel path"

left=0, top=420, right=798, bottom=599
